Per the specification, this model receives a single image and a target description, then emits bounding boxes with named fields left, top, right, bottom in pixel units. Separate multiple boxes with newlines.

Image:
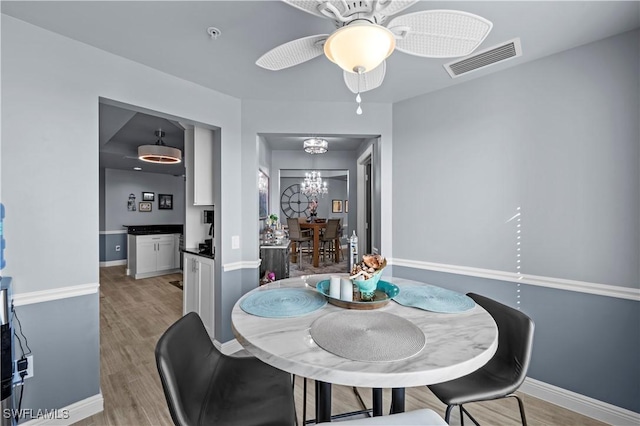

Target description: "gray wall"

left=392, top=30, right=640, bottom=412
left=103, top=168, right=185, bottom=230
left=393, top=30, right=639, bottom=289
left=1, top=14, right=241, bottom=420
left=279, top=176, right=348, bottom=224
left=271, top=149, right=358, bottom=244
left=99, top=168, right=185, bottom=262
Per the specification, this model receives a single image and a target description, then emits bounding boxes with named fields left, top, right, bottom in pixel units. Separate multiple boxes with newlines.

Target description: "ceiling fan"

left=256, top=0, right=493, bottom=113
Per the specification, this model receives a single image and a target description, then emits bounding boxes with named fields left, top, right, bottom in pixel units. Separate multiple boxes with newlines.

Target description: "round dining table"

left=231, top=274, right=498, bottom=423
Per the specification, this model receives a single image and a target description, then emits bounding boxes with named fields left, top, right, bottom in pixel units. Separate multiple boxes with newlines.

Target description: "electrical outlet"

left=115, top=245, right=121, bottom=252
left=231, top=235, right=240, bottom=249
left=13, top=355, right=34, bottom=383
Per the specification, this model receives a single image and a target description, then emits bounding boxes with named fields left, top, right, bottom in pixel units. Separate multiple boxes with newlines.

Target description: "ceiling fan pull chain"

left=356, top=67, right=363, bottom=115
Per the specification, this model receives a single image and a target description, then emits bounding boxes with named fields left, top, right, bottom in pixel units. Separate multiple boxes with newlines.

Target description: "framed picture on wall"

left=142, top=192, right=155, bottom=201
left=159, top=194, right=173, bottom=210
left=344, top=200, right=348, bottom=213
left=139, top=202, right=152, bottom=212
left=258, top=169, right=269, bottom=219
left=332, top=199, right=343, bottom=213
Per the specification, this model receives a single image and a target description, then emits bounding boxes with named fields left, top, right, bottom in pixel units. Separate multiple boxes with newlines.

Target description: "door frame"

left=357, top=144, right=373, bottom=256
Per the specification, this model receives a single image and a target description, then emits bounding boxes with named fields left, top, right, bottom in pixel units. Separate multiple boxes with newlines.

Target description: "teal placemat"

left=393, top=285, right=475, bottom=313
left=240, top=288, right=327, bottom=318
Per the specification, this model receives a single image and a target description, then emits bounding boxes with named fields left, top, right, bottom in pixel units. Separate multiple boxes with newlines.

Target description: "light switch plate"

left=232, top=235, right=240, bottom=249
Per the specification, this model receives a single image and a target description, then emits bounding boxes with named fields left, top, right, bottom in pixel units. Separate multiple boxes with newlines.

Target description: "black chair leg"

left=302, top=378, right=307, bottom=424
left=461, top=405, right=480, bottom=426
left=444, top=405, right=454, bottom=424
left=508, top=393, right=528, bottom=426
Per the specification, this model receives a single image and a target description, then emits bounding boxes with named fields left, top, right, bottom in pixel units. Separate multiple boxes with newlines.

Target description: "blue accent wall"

left=391, top=265, right=640, bottom=413
left=14, top=293, right=100, bottom=422
left=99, top=233, right=127, bottom=262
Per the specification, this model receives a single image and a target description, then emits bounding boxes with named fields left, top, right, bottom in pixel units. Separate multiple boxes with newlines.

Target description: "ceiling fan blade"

left=375, top=0, right=420, bottom=19
left=387, top=10, right=493, bottom=58
left=256, top=35, right=329, bottom=71
left=282, top=0, right=344, bottom=19
left=343, top=61, right=386, bottom=94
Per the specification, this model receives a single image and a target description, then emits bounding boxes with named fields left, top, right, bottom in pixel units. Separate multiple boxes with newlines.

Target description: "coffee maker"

left=199, top=210, right=214, bottom=256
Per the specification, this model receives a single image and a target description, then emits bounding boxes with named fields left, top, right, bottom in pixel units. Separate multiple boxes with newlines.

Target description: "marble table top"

left=231, top=274, right=498, bottom=389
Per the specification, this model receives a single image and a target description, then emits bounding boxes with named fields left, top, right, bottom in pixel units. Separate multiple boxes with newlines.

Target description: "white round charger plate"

left=310, top=311, right=426, bottom=362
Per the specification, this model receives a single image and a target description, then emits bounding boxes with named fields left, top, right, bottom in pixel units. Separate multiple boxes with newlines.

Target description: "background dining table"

left=231, top=274, right=499, bottom=423
left=299, top=221, right=339, bottom=267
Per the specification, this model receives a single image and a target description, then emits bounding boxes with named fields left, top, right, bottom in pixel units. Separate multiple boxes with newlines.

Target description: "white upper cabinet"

left=192, top=126, right=214, bottom=206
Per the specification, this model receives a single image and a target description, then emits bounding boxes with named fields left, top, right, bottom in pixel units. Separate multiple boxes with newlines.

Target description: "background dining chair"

left=320, top=218, right=341, bottom=264
left=155, top=312, right=296, bottom=426
left=287, top=217, right=312, bottom=269
left=427, top=293, right=535, bottom=425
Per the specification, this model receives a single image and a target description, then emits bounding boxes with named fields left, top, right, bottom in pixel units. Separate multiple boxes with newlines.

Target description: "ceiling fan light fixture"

left=138, top=129, right=182, bottom=164
left=324, top=20, right=395, bottom=73
left=303, top=137, right=328, bottom=154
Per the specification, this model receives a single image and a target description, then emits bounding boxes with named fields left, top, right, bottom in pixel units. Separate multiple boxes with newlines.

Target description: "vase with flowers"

left=308, top=199, right=318, bottom=222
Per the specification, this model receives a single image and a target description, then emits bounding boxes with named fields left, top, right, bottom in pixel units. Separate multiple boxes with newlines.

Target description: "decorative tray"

left=316, top=279, right=400, bottom=310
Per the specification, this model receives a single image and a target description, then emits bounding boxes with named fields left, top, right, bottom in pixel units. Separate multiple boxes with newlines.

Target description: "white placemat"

left=310, top=311, right=426, bottom=362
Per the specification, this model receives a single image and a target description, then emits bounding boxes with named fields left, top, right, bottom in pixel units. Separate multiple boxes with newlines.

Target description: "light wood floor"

left=74, top=266, right=607, bottom=426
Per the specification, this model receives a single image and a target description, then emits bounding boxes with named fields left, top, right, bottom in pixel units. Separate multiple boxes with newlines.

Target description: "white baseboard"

left=99, top=259, right=127, bottom=267
left=214, top=338, right=244, bottom=355
left=521, top=377, right=640, bottom=425
left=21, top=393, right=103, bottom=426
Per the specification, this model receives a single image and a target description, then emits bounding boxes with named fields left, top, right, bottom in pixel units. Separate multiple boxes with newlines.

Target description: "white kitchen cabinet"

left=128, top=234, right=180, bottom=279
left=193, top=127, right=214, bottom=206
left=183, top=253, right=215, bottom=338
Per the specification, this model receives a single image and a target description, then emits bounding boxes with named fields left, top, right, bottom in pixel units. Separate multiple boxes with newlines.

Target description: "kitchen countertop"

left=123, top=224, right=183, bottom=235
left=182, top=247, right=215, bottom=260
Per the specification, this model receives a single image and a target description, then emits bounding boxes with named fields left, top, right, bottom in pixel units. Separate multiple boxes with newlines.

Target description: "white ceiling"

left=3, top=1, right=638, bottom=174
left=3, top=1, right=638, bottom=104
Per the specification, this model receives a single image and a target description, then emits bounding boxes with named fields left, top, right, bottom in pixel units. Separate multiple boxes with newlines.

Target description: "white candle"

left=329, top=276, right=341, bottom=299
left=340, top=278, right=353, bottom=301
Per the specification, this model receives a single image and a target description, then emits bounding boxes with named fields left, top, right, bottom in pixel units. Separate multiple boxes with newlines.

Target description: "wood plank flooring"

left=74, top=266, right=607, bottom=425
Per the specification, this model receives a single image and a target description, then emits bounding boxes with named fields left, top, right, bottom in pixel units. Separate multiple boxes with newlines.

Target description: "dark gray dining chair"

left=287, top=217, right=312, bottom=269
left=155, top=312, right=296, bottom=426
left=320, top=218, right=342, bottom=264
left=427, top=293, right=535, bottom=425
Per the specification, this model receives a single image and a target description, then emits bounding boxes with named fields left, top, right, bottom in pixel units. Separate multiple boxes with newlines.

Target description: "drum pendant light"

left=138, top=129, right=182, bottom=164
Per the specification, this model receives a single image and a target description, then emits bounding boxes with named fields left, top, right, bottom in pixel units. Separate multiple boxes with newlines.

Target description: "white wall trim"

left=99, top=230, right=127, bottom=235
left=214, top=338, right=244, bottom=355
left=21, top=393, right=103, bottom=426
left=223, top=260, right=260, bottom=272
left=99, top=259, right=127, bottom=267
left=521, top=378, right=640, bottom=425
left=12, top=283, right=100, bottom=307
left=390, top=258, right=640, bottom=301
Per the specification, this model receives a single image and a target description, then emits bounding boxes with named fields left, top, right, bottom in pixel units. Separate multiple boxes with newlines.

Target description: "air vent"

left=444, top=38, right=522, bottom=78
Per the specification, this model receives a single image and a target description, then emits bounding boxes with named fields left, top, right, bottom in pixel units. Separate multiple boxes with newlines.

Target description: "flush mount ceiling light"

left=257, top=1, right=492, bottom=114
left=304, top=137, right=328, bottom=154
left=138, top=129, right=182, bottom=164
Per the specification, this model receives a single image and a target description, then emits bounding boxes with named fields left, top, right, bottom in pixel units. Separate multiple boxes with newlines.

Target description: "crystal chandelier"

left=301, top=171, right=328, bottom=198
left=303, top=138, right=328, bottom=154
